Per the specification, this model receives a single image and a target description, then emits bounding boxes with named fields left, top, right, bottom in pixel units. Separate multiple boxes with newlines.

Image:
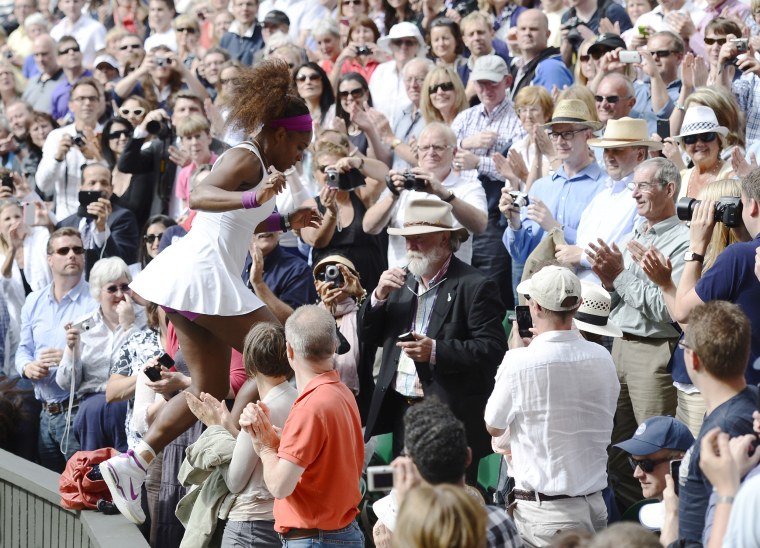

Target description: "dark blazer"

left=358, top=256, right=507, bottom=459
left=57, top=200, right=139, bottom=278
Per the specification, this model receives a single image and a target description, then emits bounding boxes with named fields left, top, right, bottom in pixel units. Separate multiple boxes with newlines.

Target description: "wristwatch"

left=683, top=251, right=704, bottom=262
left=390, top=138, right=402, bottom=150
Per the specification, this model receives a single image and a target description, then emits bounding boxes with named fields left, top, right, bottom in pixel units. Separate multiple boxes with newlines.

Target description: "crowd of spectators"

left=0, top=0, right=758, bottom=546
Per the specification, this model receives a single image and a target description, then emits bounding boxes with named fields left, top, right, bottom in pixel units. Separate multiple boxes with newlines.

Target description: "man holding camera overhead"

left=670, top=168, right=760, bottom=385
left=586, top=157, right=690, bottom=510
left=363, top=122, right=487, bottom=267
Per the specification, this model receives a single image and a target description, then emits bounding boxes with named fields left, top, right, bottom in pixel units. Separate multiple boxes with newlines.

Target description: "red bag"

left=60, top=447, right=120, bottom=510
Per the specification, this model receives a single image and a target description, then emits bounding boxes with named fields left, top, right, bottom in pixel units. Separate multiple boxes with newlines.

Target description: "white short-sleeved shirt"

left=484, top=330, right=620, bottom=496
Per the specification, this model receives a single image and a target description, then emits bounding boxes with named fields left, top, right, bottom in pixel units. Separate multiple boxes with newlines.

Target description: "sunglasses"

left=391, top=39, right=418, bottom=48
left=338, top=87, right=365, bottom=100
left=105, top=283, right=131, bottom=294
left=429, top=81, right=455, bottom=94
left=342, top=0, right=363, bottom=5
left=703, top=37, right=727, bottom=46
left=682, top=132, right=718, bottom=145
left=650, top=49, right=673, bottom=58
left=296, top=73, right=321, bottom=83
left=108, top=129, right=130, bottom=140
left=144, top=233, right=164, bottom=244
left=176, top=27, right=197, bottom=33
left=120, top=43, right=143, bottom=51
left=627, top=456, right=671, bottom=473
left=51, top=246, right=85, bottom=256
left=58, top=46, right=81, bottom=55
left=119, top=107, right=145, bottom=117
left=579, top=54, right=591, bottom=62
left=594, top=94, right=630, bottom=104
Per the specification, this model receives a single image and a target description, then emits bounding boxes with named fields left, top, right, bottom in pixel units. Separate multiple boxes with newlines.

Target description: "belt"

left=43, top=398, right=79, bottom=416
left=510, top=489, right=599, bottom=503
left=279, top=528, right=321, bottom=540
left=621, top=332, right=678, bottom=343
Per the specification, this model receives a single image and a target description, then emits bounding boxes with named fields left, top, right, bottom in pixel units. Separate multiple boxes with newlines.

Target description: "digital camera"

left=402, top=171, right=427, bottom=191
left=509, top=191, right=530, bottom=208
left=676, top=196, right=743, bottom=228
left=317, top=264, right=345, bottom=288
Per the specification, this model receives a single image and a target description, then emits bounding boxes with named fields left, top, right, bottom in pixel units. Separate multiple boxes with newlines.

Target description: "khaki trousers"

left=512, top=492, right=607, bottom=548
left=676, top=389, right=706, bottom=438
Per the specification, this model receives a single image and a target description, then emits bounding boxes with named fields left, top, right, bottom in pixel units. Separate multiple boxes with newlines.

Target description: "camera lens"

left=676, top=197, right=698, bottom=222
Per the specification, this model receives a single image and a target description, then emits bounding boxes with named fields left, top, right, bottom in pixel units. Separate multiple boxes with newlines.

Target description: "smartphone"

left=144, top=365, right=162, bottom=382
left=516, top=305, right=533, bottom=338
left=1, top=173, right=13, bottom=189
left=71, top=316, right=96, bottom=333
left=22, top=202, right=35, bottom=225
left=656, top=119, right=670, bottom=140
left=670, top=459, right=682, bottom=495
left=367, top=465, right=394, bottom=492
left=397, top=331, right=416, bottom=342
left=619, top=51, right=642, bottom=64
left=77, top=190, right=103, bottom=219
left=157, top=353, right=175, bottom=368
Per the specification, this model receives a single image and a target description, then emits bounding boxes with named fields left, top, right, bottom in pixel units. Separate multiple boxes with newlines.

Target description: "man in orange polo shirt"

left=242, top=305, right=365, bottom=546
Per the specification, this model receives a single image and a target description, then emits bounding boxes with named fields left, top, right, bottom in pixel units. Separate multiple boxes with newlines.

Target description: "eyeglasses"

left=418, top=144, right=453, bottom=153
left=589, top=50, right=605, bottom=60
left=626, top=181, right=666, bottom=191
left=548, top=128, right=587, bottom=141
left=627, top=456, right=671, bottom=473
left=120, top=43, right=143, bottom=51
left=51, top=246, right=85, bottom=256
left=105, top=283, right=131, bottom=294
left=404, top=76, right=425, bottom=86
left=517, top=106, right=542, bottom=115
left=338, top=87, right=365, bottom=100
left=72, top=95, right=98, bottom=103
left=108, top=129, right=130, bottom=140
left=391, top=39, right=418, bottom=48
left=682, top=132, right=718, bottom=145
left=296, top=73, right=321, bottom=83
left=144, top=233, right=164, bottom=244
left=58, top=46, right=81, bottom=55
left=119, top=107, right=145, bottom=117
left=176, top=27, right=197, bottom=33
left=703, top=37, right=727, bottom=46
left=650, top=50, right=673, bottom=58
left=429, top=81, right=455, bottom=94
left=594, top=95, right=631, bottom=104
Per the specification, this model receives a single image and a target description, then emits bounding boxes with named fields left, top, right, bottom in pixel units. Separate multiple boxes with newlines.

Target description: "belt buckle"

left=47, top=402, right=62, bottom=415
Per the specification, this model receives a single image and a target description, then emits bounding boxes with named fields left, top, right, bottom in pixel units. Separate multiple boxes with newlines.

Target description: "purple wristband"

left=264, top=213, right=281, bottom=232
left=241, top=190, right=260, bottom=209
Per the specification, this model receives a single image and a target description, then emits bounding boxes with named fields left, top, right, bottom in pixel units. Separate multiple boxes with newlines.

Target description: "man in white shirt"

left=369, top=22, right=427, bottom=128
left=555, top=118, right=659, bottom=282
left=49, top=0, right=106, bottom=67
left=144, top=0, right=178, bottom=52
left=363, top=123, right=487, bottom=266
left=485, top=265, right=620, bottom=547
left=258, top=0, right=327, bottom=46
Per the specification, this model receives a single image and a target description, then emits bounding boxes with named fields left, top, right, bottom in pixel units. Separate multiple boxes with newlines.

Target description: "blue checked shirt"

left=485, top=505, right=524, bottom=547
left=733, top=72, right=760, bottom=145
left=451, top=98, right=527, bottom=183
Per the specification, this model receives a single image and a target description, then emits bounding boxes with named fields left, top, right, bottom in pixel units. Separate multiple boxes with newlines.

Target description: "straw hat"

left=543, top=99, right=604, bottom=131
left=587, top=117, right=663, bottom=150
left=387, top=199, right=469, bottom=241
left=672, top=105, right=728, bottom=139
left=572, top=282, right=623, bottom=337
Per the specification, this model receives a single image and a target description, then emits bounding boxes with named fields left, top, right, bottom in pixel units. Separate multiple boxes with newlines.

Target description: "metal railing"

left=0, top=449, right=149, bottom=548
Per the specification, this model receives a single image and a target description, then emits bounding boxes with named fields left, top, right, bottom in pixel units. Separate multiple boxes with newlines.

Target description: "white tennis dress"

left=130, top=142, right=273, bottom=316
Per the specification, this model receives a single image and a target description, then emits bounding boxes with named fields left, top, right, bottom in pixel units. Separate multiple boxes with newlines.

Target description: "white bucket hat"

left=377, top=22, right=427, bottom=55
left=572, top=282, right=623, bottom=337
left=672, top=105, right=728, bottom=140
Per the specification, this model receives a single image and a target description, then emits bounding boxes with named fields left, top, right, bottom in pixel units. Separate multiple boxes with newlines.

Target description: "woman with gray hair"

left=56, top=257, right=146, bottom=451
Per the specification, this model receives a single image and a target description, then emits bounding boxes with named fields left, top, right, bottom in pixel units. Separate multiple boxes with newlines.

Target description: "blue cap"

left=614, top=416, right=694, bottom=456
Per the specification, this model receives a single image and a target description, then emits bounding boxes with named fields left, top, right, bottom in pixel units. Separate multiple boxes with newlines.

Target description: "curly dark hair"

left=100, top=116, right=134, bottom=169
left=403, top=397, right=468, bottom=485
left=224, top=58, right=310, bottom=136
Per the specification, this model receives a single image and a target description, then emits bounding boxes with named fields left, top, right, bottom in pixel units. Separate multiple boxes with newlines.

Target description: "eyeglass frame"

left=626, top=180, right=669, bottom=192
left=547, top=128, right=588, bottom=141
left=594, top=94, right=631, bottom=104
left=338, top=87, right=366, bottom=100
left=627, top=456, right=671, bottom=473
left=49, top=245, right=86, bottom=256
left=104, top=283, right=132, bottom=294
left=418, top=144, right=454, bottom=154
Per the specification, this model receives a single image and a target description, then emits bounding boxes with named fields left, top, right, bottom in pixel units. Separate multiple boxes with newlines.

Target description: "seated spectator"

left=211, top=60, right=245, bottom=145
left=331, top=15, right=383, bottom=84
left=575, top=37, right=597, bottom=87
left=0, top=119, right=21, bottom=174
left=49, top=0, right=107, bottom=67
left=613, top=416, right=693, bottom=531
left=364, top=122, right=487, bottom=267
left=261, top=10, right=290, bottom=48
left=5, top=0, right=38, bottom=60
left=105, top=0, right=148, bottom=37
left=129, top=214, right=177, bottom=277
left=419, top=66, right=468, bottom=126
left=457, top=11, right=511, bottom=92
left=174, top=114, right=217, bottom=214
left=116, top=94, right=153, bottom=131
left=21, top=111, right=56, bottom=199
left=300, top=141, right=387, bottom=293
left=312, top=18, right=341, bottom=75
left=115, top=32, right=146, bottom=77
left=220, top=0, right=264, bottom=66
left=196, top=47, right=229, bottom=100
left=21, top=34, right=65, bottom=114
left=50, top=37, right=95, bottom=123
left=144, top=0, right=177, bottom=52
left=56, top=257, right=146, bottom=452
left=559, top=1, right=632, bottom=65
left=585, top=35, right=637, bottom=95
left=6, top=101, right=33, bottom=155
left=173, top=13, right=202, bottom=70
left=588, top=523, right=661, bottom=547
left=242, top=231, right=317, bottom=325
left=212, top=10, right=234, bottom=47
left=293, top=61, right=335, bottom=130
left=427, top=17, right=467, bottom=73
left=622, top=0, right=656, bottom=48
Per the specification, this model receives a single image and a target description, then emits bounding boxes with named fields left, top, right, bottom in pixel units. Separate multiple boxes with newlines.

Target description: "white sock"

left=134, top=440, right=156, bottom=468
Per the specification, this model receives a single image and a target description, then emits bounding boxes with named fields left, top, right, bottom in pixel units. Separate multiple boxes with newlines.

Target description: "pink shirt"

left=175, top=152, right=219, bottom=203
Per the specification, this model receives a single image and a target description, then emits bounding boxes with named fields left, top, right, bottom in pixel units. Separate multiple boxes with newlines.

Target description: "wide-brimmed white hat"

left=516, top=266, right=582, bottom=312
left=673, top=105, right=728, bottom=140
left=387, top=199, right=469, bottom=241
left=543, top=99, right=604, bottom=131
left=377, top=22, right=427, bottom=55
left=587, top=117, right=662, bottom=150
left=573, top=282, right=623, bottom=337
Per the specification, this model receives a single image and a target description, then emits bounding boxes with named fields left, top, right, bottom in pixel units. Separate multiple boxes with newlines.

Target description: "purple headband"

left=267, top=113, right=313, bottom=132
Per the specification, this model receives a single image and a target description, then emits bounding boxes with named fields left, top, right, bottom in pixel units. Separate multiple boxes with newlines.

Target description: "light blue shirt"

left=504, top=161, right=606, bottom=262
left=632, top=78, right=682, bottom=136
left=15, top=278, right=98, bottom=403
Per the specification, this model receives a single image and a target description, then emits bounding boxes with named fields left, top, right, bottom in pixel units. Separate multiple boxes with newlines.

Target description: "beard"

left=406, top=244, right=448, bottom=278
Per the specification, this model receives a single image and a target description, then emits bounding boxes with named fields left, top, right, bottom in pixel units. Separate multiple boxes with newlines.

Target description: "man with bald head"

left=596, top=73, right=637, bottom=126
left=511, top=9, right=573, bottom=97
left=22, top=35, right=64, bottom=113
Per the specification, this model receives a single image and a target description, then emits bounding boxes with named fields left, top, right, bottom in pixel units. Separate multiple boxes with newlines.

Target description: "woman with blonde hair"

left=574, top=38, right=597, bottom=87
left=671, top=86, right=745, bottom=155
left=419, top=66, right=468, bottom=125
left=0, top=61, right=22, bottom=119
left=393, top=484, right=487, bottom=548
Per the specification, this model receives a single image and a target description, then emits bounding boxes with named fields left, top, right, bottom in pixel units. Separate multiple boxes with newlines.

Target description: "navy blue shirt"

left=678, top=386, right=757, bottom=542
left=695, top=235, right=760, bottom=385
left=241, top=244, right=317, bottom=309
left=219, top=26, right=264, bottom=66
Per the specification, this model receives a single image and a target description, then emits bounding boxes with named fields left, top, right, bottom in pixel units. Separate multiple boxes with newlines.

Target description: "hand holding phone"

left=397, top=331, right=416, bottom=342
left=670, top=459, right=682, bottom=495
left=516, top=305, right=533, bottom=338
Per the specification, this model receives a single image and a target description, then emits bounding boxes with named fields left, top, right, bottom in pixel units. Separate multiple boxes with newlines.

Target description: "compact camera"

left=402, top=171, right=427, bottom=192
left=676, top=196, right=743, bottom=228
left=367, top=465, right=394, bottom=492
left=317, top=264, right=345, bottom=288
left=72, top=132, right=86, bottom=148
left=71, top=316, right=96, bottom=333
left=509, top=191, right=529, bottom=208
left=325, top=167, right=366, bottom=191
left=356, top=45, right=372, bottom=56
left=155, top=57, right=168, bottom=67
